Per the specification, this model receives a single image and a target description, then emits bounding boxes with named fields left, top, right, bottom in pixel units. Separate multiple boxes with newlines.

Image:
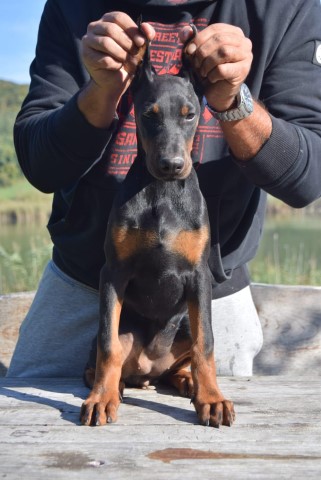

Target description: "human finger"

left=101, top=11, right=147, bottom=47
left=196, top=35, right=252, bottom=77
left=206, top=58, right=253, bottom=86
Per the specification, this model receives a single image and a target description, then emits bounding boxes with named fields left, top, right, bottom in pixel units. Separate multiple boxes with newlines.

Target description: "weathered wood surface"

left=0, top=376, right=320, bottom=479
left=0, top=291, right=34, bottom=376
left=1, top=284, right=321, bottom=376
left=251, top=284, right=321, bottom=375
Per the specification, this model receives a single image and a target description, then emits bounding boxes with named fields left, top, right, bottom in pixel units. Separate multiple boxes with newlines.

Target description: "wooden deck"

left=0, top=376, right=320, bottom=479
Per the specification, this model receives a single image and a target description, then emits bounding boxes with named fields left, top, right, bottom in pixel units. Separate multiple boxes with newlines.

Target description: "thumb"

left=179, top=25, right=195, bottom=44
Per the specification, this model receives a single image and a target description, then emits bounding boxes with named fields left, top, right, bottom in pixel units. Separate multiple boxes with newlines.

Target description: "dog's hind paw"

left=165, top=369, right=194, bottom=398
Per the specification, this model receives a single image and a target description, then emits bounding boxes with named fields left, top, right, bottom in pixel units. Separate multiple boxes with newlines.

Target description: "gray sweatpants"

left=7, top=261, right=263, bottom=378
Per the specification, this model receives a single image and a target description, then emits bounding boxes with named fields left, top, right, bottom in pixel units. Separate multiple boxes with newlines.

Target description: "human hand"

left=81, top=12, right=155, bottom=100
left=180, top=24, right=253, bottom=112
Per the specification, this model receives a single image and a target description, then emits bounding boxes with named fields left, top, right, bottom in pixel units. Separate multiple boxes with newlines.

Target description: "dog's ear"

left=131, top=40, right=157, bottom=94
left=178, top=53, right=204, bottom=102
left=178, top=25, right=204, bottom=102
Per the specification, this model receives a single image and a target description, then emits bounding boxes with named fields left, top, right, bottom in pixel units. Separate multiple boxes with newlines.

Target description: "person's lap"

left=7, top=260, right=263, bottom=378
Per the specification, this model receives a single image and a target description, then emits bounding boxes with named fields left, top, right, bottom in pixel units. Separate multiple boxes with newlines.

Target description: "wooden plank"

left=251, top=284, right=321, bottom=375
left=0, top=291, right=34, bottom=375
left=0, top=377, right=320, bottom=479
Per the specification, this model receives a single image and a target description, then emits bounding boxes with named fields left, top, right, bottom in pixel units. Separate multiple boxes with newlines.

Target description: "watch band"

left=205, top=84, right=254, bottom=122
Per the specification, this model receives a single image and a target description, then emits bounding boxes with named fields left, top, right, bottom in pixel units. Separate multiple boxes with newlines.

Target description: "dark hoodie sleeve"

left=13, top=0, right=117, bottom=194
left=233, top=0, right=321, bottom=208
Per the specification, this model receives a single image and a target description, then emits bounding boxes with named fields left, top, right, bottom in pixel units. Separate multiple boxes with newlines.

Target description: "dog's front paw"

left=80, top=389, right=121, bottom=426
left=192, top=397, right=235, bottom=428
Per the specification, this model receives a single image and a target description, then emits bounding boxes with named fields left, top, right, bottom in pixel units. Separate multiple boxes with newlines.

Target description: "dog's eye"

left=142, top=103, right=161, bottom=119
left=185, top=113, right=196, bottom=121
left=142, top=110, right=160, bottom=122
left=180, top=103, right=196, bottom=121
left=143, top=110, right=156, bottom=118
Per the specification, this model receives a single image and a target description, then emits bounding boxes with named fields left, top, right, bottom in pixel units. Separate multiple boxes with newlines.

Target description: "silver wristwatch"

left=206, top=83, right=254, bottom=121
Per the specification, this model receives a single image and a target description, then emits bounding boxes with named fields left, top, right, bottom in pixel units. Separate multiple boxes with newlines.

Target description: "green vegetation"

left=0, top=178, right=52, bottom=224
left=0, top=180, right=52, bottom=294
left=0, top=79, right=52, bottom=222
left=0, top=80, right=28, bottom=187
left=250, top=218, right=321, bottom=286
left=0, top=238, right=52, bottom=294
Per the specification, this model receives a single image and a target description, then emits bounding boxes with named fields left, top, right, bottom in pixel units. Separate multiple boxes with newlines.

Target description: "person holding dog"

left=7, top=0, right=321, bottom=379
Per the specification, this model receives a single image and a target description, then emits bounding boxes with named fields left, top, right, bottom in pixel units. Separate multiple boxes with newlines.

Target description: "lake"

left=0, top=215, right=321, bottom=294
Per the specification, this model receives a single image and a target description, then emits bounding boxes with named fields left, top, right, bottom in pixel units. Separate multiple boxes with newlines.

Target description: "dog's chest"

left=110, top=177, right=209, bottom=267
left=112, top=223, right=209, bottom=266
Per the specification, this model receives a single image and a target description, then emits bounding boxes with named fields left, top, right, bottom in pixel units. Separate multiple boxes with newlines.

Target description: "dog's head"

left=131, top=35, right=203, bottom=181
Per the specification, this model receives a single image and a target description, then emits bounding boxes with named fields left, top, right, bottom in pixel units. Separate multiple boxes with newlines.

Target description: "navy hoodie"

left=14, top=0, right=321, bottom=296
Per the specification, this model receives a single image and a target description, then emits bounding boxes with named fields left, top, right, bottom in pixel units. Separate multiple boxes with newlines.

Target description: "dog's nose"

left=159, top=157, right=184, bottom=175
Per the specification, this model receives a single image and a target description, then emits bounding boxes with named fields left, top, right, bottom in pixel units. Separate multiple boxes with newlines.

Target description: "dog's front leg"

left=80, top=265, right=126, bottom=426
left=187, top=268, right=235, bottom=428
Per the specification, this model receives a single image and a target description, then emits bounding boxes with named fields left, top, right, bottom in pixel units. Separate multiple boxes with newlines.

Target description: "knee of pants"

left=211, top=287, right=263, bottom=376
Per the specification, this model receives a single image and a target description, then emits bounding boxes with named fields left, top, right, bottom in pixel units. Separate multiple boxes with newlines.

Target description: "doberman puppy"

left=80, top=27, right=235, bottom=428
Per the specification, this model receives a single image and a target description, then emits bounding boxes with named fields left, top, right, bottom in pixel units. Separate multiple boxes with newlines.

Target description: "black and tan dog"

left=80, top=28, right=235, bottom=428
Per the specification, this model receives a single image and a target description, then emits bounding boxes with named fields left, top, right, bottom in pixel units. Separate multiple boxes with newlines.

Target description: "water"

left=0, top=216, right=320, bottom=294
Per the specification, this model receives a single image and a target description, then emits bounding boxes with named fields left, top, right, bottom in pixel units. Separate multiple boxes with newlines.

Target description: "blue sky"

left=0, top=0, right=47, bottom=84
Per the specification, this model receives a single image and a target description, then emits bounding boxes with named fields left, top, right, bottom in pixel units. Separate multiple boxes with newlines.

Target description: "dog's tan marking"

left=113, top=226, right=158, bottom=260
left=152, top=103, right=160, bottom=114
left=96, top=295, right=123, bottom=382
left=187, top=300, right=235, bottom=426
left=181, top=105, right=189, bottom=116
left=168, top=226, right=209, bottom=265
left=187, top=301, right=220, bottom=400
left=81, top=295, right=124, bottom=425
left=186, top=137, right=194, bottom=154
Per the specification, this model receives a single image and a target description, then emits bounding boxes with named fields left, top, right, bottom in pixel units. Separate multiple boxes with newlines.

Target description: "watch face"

left=241, top=84, right=254, bottom=113
left=206, top=84, right=253, bottom=121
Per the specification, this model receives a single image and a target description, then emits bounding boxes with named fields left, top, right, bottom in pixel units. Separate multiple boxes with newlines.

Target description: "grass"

left=0, top=178, right=52, bottom=293
left=0, top=178, right=52, bottom=223
left=0, top=240, right=52, bottom=294
left=0, top=177, right=52, bottom=202
left=250, top=247, right=321, bottom=286
left=249, top=220, right=321, bottom=286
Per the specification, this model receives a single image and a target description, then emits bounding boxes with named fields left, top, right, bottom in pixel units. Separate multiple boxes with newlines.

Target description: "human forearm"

left=14, top=94, right=116, bottom=193
left=232, top=115, right=321, bottom=208
left=77, top=79, right=121, bottom=129
left=219, top=101, right=272, bottom=161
